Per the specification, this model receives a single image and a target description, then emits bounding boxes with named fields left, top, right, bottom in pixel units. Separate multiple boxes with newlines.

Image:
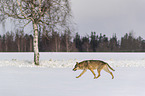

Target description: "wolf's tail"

left=107, top=64, right=115, bottom=71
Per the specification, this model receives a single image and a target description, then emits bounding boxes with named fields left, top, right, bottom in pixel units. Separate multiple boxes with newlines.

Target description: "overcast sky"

left=1, top=0, right=145, bottom=40
left=71, top=0, right=145, bottom=39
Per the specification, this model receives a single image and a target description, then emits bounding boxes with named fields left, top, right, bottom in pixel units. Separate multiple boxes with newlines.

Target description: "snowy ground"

left=0, top=67, right=145, bottom=96
left=1, top=52, right=145, bottom=68
left=0, top=52, right=145, bottom=96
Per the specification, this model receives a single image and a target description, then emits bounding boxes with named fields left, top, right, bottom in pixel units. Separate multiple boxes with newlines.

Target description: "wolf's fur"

left=73, top=60, right=115, bottom=79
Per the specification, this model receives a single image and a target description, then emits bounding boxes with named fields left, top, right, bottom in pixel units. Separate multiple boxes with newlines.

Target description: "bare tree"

left=0, top=0, right=71, bottom=65
left=62, top=30, right=72, bottom=52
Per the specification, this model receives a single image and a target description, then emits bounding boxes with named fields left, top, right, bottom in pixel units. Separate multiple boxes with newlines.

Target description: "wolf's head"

left=73, top=62, right=80, bottom=71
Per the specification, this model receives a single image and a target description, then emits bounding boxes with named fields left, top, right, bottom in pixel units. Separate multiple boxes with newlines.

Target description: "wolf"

left=73, top=60, right=115, bottom=79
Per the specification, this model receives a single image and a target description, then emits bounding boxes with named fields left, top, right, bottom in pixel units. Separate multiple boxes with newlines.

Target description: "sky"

left=71, top=0, right=145, bottom=39
left=1, top=0, right=145, bottom=40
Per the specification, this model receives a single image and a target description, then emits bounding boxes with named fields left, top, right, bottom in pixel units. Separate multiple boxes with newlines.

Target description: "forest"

left=0, top=30, right=145, bottom=52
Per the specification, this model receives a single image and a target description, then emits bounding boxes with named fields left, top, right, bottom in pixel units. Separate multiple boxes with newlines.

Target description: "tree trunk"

left=17, top=38, right=20, bottom=52
left=30, top=37, right=33, bottom=52
left=33, top=22, right=39, bottom=65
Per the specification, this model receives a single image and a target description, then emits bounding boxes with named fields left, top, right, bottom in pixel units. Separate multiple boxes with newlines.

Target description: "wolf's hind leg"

left=95, top=65, right=104, bottom=79
left=103, top=66, right=114, bottom=79
left=95, top=69, right=101, bottom=79
left=76, top=69, right=87, bottom=78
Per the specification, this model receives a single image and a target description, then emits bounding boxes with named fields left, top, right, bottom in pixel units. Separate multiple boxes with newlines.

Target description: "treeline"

left=0, top=30, right=145, bottom=52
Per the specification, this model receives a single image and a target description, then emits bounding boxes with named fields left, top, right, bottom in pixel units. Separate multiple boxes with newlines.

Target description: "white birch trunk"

left=33, top=22, right=39, bottom=65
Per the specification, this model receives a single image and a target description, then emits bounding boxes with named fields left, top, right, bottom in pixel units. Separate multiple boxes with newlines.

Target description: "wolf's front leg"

left=76, top=70, right=87, bottom=78
left=89, top=69, right=97, bottom=79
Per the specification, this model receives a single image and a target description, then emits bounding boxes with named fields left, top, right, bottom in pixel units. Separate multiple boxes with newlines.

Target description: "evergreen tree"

left=90, top=32, right=98, bottom=52
left=82, top=36, right=90, bottom=52
left=109, top=34, right=119, bottom=51
left=73, top=33, right=82, bottom=51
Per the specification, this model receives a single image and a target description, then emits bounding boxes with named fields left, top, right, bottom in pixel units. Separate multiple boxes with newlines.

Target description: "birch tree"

left=0, top=0, right=71, bottom=65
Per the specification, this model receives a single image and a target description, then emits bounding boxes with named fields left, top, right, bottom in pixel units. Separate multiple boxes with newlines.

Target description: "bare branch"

left=20, top=20, right=31, bottom=29
left=38, top=0, right=42, bottom=13
left=0, top=0, right=72, bottom=33
left=16, top=0, right=32, bottom=20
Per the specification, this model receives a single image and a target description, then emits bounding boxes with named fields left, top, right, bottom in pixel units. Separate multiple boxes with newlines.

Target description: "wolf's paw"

left=76, top=76, right=80, bottom=78
left=94, top=77, right=97, bottom=79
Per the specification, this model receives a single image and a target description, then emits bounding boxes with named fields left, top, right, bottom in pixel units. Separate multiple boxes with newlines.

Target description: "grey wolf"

left=73, top=60, right=115, bottom=79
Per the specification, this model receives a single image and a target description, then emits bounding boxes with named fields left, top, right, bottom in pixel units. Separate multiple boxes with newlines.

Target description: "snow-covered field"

left=1, top=52, right=145, bottom=68
left=0, top=52, right=145, bottom=96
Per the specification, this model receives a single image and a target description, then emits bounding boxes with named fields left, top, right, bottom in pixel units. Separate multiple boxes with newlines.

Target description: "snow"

left=0, top=52, right=145, bottom=96
left=0, top=67, right=145, bottom=96
left=1, top=52, right=145, bottom=68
